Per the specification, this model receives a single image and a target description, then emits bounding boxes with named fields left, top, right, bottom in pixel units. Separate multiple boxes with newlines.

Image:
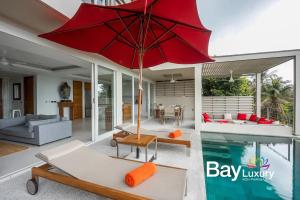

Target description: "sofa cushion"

left=0, top=125, right=34, bottom=139
left=258, top=120, right=273, bottom=125
left=257, top=117, right=266, bottom=123
left=28, top=118, right=59, bottom=133
left=0, top=117, right=26, bottom=129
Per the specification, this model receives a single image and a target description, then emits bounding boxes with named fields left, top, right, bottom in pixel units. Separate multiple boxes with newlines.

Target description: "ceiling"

left=203, top=56, right=294, bottom=77
left=141, top=67, right=195, bottom=81
left=0, top=31, right=92, bottom=81
left=141, top=56, right=294, bottom=81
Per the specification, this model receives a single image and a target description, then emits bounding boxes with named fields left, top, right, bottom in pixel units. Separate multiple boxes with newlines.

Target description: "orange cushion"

left=168, top=129, right=182, bottom=138
left=125, top=162, right=157, bottom=187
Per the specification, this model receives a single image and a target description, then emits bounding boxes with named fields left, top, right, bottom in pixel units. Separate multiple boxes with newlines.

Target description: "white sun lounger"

left=114, top=125, right=192, bottom=148
left=27, top=140, right=187, bottom=200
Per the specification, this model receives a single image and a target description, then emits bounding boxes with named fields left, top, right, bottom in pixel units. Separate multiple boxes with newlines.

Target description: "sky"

left=197, top=0, right=300, bottom=82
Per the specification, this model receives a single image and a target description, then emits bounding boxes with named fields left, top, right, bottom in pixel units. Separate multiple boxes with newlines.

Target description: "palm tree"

left=261, top=73, right=293, bottom=123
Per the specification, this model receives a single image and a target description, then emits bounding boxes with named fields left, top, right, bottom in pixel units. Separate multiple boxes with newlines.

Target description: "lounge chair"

left=112, top=125, right=192, bottom=149
left=27, top=140, right=188, bottom=200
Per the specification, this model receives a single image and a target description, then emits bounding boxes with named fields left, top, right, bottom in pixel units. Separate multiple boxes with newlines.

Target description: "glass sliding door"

left=142, top=81, right=148, bottom=120
left=98, top=66, right=114, bottom=135
left=122, top=74, right=133, bottom=124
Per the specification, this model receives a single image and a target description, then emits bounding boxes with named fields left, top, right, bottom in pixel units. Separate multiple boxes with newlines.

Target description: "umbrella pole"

left=137, top=51, right=144, bottom=140
left=136, top=50, right=143, bottom=159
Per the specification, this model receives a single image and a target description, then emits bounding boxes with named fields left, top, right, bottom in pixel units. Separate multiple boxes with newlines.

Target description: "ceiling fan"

left=170, top=74, right=177, bottom=83
left=0, top=49, right=51, bottom=73
left=0, top=50, right=10, bottom=66
left=163, top=73, right=182, bottom=83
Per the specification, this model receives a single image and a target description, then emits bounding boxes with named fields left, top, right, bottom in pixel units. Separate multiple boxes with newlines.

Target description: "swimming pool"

left=201, top=133, right=300, bottom=200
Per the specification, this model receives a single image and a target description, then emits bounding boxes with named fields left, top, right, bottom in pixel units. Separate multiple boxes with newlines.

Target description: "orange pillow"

left=125, top=162, right=157, bottom=187
left=169, top=129, right=182, bottom=138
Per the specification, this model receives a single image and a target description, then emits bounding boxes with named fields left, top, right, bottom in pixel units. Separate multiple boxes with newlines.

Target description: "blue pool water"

left=201, top=133, right=300, bottom=200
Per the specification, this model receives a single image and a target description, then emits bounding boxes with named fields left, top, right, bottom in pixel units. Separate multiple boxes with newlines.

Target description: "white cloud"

left=200, top=0, right=299, bottom=82
left=209, top=0, right=300, bottom=55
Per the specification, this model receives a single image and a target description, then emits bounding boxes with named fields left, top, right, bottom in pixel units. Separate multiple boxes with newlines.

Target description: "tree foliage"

left=261, top=73, right=293, bottom=123
left=202, top=77, right=254, bottom=96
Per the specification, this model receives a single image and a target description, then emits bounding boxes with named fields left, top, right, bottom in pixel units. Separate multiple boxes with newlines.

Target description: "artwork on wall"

left=13, top=83, right=21, bottom=100
left=59, top=82, right=71, bottom=102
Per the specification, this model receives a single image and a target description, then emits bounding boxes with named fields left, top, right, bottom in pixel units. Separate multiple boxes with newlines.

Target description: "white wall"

left=36, top=74, right=73, bottom=115
left=156, top=96, right=195, bottom=119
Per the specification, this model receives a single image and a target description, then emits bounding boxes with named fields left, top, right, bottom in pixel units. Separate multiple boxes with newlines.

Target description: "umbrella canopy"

left=39, top=0, right=213, bottom=68
left=39, top=0, right=213, bottom=140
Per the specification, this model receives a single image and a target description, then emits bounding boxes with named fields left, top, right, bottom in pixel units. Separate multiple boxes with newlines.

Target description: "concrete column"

left=256, top=73, right=262, bottom=117
left=295, top=55, right=300, bottom=135
left=194, top=64, right=203, bottom=133
left=82, top=81, right=85, bottom=119
left=115, top=71, right=123, bottom=126
left=91, top=63, right=98, bottom=142
left=147, top=82, right=151, bottom=119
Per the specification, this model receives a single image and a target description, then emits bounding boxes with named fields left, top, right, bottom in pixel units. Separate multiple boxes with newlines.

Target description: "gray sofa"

left=0, top=115, right=72, bottom=146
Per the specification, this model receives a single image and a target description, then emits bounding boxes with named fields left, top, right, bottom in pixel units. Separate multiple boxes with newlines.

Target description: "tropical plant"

left=261, top=73, right=293, bottom=123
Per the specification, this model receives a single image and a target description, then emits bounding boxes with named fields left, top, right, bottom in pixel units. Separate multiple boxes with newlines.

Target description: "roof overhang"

left=203, top=56, right=294, bottom=77
left=143, top=49, right=300, bottom=80
left=0, top=0, right=68, bottom=33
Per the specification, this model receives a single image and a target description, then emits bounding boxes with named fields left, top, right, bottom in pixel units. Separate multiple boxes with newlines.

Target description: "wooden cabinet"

left=58, top=102, right=74, bottom=120
left=73, top=81, right=83, bottom=119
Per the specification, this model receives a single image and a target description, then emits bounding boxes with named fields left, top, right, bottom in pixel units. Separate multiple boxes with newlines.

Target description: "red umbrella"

left=40, top=0, right=213, bottom=140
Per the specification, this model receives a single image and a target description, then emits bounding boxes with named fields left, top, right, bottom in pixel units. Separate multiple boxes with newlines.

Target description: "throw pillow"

left=249, top=114, right=257, bottom=122
left=237, top=113, right=247, bottom=120
left=224, top=113, right=232, bottom=120
left=202, top=113, right=210, bottom=120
